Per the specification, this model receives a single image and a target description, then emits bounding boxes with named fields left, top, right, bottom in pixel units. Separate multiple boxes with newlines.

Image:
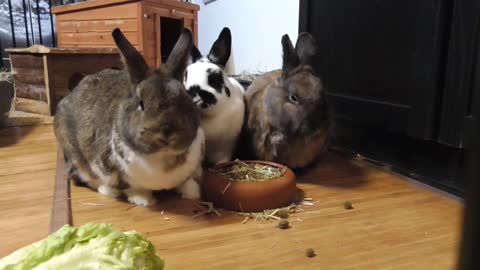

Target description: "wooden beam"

left=51, top=0, right=138, bottom=15
left=49, top=149, right=73, bottom=233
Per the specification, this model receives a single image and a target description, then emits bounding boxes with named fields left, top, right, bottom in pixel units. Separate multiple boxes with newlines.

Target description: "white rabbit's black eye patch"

left=187, top=85, right=217, bottom=109
left=207, top=68, right=229, bottom=96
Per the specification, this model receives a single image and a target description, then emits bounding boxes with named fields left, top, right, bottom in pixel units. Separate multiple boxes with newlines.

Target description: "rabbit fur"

left=54, top=28, right=204, bottom=207
left=242, top=32, right=330, bottom=169
left=184, top=27, right=245, bottom=165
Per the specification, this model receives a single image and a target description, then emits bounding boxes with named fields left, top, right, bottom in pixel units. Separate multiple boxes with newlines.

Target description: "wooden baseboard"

left=0, top=110, right=53, bottom=128
left=49, top=149, right=72, bottom=233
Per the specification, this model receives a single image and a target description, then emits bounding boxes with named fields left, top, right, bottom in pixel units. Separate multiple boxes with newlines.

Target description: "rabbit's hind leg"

left=89, top=162, right=122, bottom=198
left=65, top=155, right=101, bottom=190
left=176, top=178, right=201, bottom=200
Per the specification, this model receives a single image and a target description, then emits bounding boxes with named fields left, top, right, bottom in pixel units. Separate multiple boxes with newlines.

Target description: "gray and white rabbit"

left=184, top=27, right=245, bottom=165
left=54, top=28, right=205, bottom=207
left=243, top=33, right=330, bottom=169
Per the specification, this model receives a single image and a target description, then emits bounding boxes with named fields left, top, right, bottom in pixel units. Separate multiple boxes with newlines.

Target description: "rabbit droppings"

left=184, top=27, right=245, bottom=165
left=54, top=28, right=205, bottom=207
left=244, top=33, right=331, bottom=169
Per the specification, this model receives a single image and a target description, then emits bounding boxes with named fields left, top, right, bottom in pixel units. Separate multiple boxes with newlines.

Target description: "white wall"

left=192, top=0, right=299, bottom=74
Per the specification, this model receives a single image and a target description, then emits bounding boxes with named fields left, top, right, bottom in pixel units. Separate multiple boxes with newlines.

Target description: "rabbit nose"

left=156, top=137, right=168, bottom=146
left=163, top=127, right=174, bottom=138
left=287, top=120, right=303, bottom=135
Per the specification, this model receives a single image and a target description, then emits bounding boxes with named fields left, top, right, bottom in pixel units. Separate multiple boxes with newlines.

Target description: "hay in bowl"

left=203, top=160, right=297, bottom=212
left=215, top=159, right=287, bottom=182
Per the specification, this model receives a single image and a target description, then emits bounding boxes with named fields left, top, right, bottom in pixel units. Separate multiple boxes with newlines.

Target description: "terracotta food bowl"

left=203, top=160, right=297, bottom=212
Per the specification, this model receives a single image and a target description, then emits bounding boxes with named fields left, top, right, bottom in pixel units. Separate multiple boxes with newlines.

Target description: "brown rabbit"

left=54, top=28, right=204, bottom=207
left=243, top=33, right=330, bottom=169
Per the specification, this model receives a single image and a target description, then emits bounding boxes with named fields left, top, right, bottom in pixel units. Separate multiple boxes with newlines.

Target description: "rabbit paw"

left=176, top=178, right=201, bottom=200
left=125, top=189, right=156, bottom=207
left=98, top=184, right=121, bottom=198
left=269, top=131, right=286, bottom=157
left=270, top=131, right=286, bottom=145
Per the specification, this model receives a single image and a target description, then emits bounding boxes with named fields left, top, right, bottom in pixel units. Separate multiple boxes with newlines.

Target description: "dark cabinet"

left=440, top=0, right=480, bottom=148
left=300, top=0, right=479, bottom=147
left=300, top=0, right=480, bottom=194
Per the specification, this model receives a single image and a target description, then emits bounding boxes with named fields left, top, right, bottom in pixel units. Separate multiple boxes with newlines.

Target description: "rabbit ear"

left=282, top=34, right=300, bottom=77
left=191, top=44, right=203, bottom=63
left=112, top=28, right=149, bottom=84
left=164, top=29, right=194, bottom=80
left=207, top=27, right=232, bottom=68
left=295, top=32, right=317, bottom=65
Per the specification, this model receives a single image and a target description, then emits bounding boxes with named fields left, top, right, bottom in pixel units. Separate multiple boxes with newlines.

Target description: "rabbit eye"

left=138, top=100, right=145, bottom=111
left=289, top=94, right=299, bottom=104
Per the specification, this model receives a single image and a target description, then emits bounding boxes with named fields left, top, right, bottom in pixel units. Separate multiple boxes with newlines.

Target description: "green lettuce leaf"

left=0, top=223, right=164, bottom=270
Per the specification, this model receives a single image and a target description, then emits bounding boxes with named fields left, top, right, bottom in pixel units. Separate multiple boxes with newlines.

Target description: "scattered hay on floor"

left=190, top=193, right=316, bottom=223
left=235, top=194, right=316, bottom=224
left=235, top=203, right=299, bottom=223
left=192, top=201, right=222, bottom=219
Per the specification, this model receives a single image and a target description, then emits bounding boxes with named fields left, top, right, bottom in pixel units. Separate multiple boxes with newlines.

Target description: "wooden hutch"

left=51, top=0, right=200, bottom=68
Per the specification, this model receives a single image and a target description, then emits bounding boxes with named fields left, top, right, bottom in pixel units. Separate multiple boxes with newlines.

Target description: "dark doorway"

left=160, top=17, right=183, bottom=63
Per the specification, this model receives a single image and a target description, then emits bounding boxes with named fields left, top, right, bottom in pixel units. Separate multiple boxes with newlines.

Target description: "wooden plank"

left=57, top=20, right=64, bottom=48
left=1, top=111, right=54, bottom=128
left=155, top=14, right=162, bottom=68
left=145, top=57, right=156, bottom=68
left=193, top=10, right=198, bottom=46
left=145, top=31, right=157, bottom=42
left=52, top=0, right=138, bottom=14
left=9, top=54, right=44, bottom=69
left=0, top=126, right=56, bottom=257
left=145, top=0, right=199, bottom=11
left=7, top=45, right=119, bottom=55
left=12, top=68, right=45, bottom=85
left=141, top=2, right=156, bottom=67
left=50, top=55, right=122, bottom=76
left=60, top=31, right=139, bottom=46
left=51, top=87, right=69, bottom=99
left=43, top=56, right=52, bottom=114
left=137, top=2, right=145, bottom=52
left=49, top=149, right=72, bottom=233
left=50, top=72, right=78, bottom=90
left=55, top=2, right=138, bottom=21
left=69, top=151, right=463, bottom=270
left=58, top=19, right=138, bottom=33
left=56, top=44, right=141, bottom=52
left=183, top=18, right=193, bottom=33
left=0, top=125, right=463, bottom=269
left=184, top=18, right=198, bottom=46
left=47, top=54, right=123, bottom=110
left=14, top=81, right=48, bottom=102
left=15, top=98, right=50, bottom=115
left=147, top=5, right=195, bottom=20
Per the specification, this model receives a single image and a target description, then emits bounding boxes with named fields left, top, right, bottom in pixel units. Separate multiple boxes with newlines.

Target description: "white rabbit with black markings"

left=184, top=27, right=245, bottom=165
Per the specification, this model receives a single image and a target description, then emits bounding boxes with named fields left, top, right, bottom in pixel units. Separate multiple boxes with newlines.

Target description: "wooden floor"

left=0, top=125, right=464, bottom=270
left=0, top=125, right=57, bottom=256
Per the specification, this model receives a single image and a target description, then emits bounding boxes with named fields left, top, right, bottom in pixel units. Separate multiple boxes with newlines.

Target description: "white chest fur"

left=113, top=128, right=205, bottom=191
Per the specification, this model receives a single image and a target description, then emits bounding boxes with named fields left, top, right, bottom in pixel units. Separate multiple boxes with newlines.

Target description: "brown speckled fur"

left=243, top=33, right=330, bottom=169
left=54, top=28, right=200, bottom=190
